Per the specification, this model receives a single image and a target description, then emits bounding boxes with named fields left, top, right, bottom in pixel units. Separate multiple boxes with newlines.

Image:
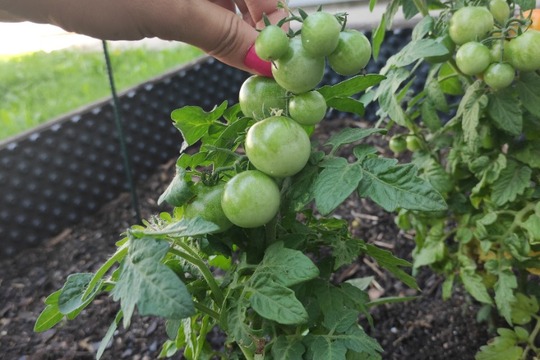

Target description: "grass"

left=0, top=44, right=204, bottom=140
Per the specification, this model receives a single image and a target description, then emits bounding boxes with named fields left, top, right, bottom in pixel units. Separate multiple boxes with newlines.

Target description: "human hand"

left=0, top=0, right=286, bottom=75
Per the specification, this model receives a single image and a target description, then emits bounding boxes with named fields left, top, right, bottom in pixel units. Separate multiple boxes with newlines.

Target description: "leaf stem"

left=522, top=314, right=540, bottom=359
left=169, top=246, right=225, bottom=306
left=81, top=244, right=128, bottom=301
left=193, top=302, right=220, bottom=319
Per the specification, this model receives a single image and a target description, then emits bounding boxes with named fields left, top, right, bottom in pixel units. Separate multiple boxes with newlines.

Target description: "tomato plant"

left=34, top=7, right=447, bottom=360
left=371, top=0, right=540, bottom=357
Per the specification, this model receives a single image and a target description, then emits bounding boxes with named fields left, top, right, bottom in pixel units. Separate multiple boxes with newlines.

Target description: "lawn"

left=0, top=44, right=204, bottom=140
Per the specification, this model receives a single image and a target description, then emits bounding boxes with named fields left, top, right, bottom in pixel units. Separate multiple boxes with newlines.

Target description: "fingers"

left=242, top=0, right=286, bottom=27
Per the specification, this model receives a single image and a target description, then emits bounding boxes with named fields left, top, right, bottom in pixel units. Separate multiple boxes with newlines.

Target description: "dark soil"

left=1, top=118, right=492, bottom=360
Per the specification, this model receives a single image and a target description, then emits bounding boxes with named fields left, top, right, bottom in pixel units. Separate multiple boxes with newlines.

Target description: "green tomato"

left=221, top=170, right=280, bottom=228
left=272, top=37, right=326, bottom=94
left=455, top=42, right=491, bottom=75
left=449, top=6, right=494, bottom=45
left=239, top=75, right=288, bottom=120
left=255, top=25, right=289, bottom=61
left=405, top=134, right=422, bottom=152
left=425, top=33, right=455, bottom=64
left=506, top=30, right=540, bottom=72
left=184, top=183, right=233, bottom=233
left=288, top=91, right=327, bottom=125
left=389, top=136, right=407, bottom=154
left=489, top=0, right=511, bottom=24
left=245, top=115, right=311, bottom=178
left=328, top=29, right=372, bottom=75
left=301, top=11, right=341, bottom=57
left=483, top=62, right=515, bottom=90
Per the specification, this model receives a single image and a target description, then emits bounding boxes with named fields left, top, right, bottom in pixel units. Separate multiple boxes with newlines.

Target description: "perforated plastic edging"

left=0, top=29, right=417, bottom=257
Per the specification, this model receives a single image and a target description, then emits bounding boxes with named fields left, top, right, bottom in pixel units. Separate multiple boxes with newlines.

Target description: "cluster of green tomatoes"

left=184, top=11, right=372, bottom=230
left=445, top=1, right=540, bottom=91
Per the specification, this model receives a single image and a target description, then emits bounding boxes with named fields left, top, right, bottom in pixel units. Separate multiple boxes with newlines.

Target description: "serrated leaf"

left=307, top=336, right=348, bottom=360
left=522, top=213, right=540, bottom=242
left=511, top=293, right=539, bottom=325
left=318, top=75, right=385, bottom=100
left=249, top=278, right=308, bottom=325
left=455, top=81, right=484, bottom=150
left=412, top=15, right=434, bottom=40
left=460, top=269, right=492, bottom=305
left=271, top=336, right=306, bottom=360
left=132, top=216, right=219, bottom=237
left=332, top=237, right=365, bottom=270
left=513, top=142, right=540, bottom=169
left=384, top=39, right=448, bottom=68
left=493, top=266, right=517, bottom=324
left=255, top=242, right=319, bottom=287
left=421, top=100, right=442, bottom=132
left=111, top=237, right=194, bottom=328
left=171, top=101, right=228, bottom=146
left=487, top=89, right=522, bottom=136
left=324, top=128, right=386, bottom=153
left=225, top=300, right=253, bottom=347
left=491, top=161, right=531, bottom=206
left=342, top=326, right=384, bottom=356
left=358, top=158, right=447, bottom=212
left=516, top=71, right=540, bottom=115
left=282, top=164, right=319, bottom=213
left=475, top=336, right=523, bottom=360
left=58, top=273, right=95, bottom=314
left=375, top=68, right=410, bottom=125
left=323, top=308, right=359, bottom=333
left=314, top=158, right=363, bottom=216
left=366, top=244, right=418, bottom=290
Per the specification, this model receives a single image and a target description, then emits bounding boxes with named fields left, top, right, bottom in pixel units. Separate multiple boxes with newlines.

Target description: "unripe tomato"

left=328, top=29, right=372, bottom=75
left=506, top=30, right=540, bottom=72
left=455, top=42, right=491, bottom=75
left=255, top=25, right=289, bottom=61
left=288, top=91, right=327, bottom=125
left=239, top=75, right=287, bottom=120
left=523, top=9, right=540, bottom=31
left=221, top=170, right=281, bottom=228
left=301, top=11, right=341, bottom=57
left=389, top=136, right=407, bottom=154
left=245, top=116, right=311, bottom=178
left=425, top=33, right=455, bottom=64
left=272, top=37, right=325, bottom=94
left=405, top=134, right=422, bottom=152
left=489, top=0, right=511, bottom=25
left=449, top=6, right=494, bottom=45
left=184, top=184, right=233, bottom=233
left=483, top=62, right=515, bottom=90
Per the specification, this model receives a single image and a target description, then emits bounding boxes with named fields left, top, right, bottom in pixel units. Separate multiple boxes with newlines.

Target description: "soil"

left=1, top=117, right=493, bottom=360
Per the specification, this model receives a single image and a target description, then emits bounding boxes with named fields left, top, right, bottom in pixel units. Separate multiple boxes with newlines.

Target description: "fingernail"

left=244, top=44, right=273, bottom=77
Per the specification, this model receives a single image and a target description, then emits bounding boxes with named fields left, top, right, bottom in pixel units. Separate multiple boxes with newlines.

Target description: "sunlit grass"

left=0, top=44, right=204, bottom=140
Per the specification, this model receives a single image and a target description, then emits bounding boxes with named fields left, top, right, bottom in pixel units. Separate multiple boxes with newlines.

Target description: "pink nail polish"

left=244, top=44, right=273, bottom=78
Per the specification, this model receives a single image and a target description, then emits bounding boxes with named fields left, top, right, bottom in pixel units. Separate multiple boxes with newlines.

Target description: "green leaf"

left=521, top=213, right=540, bottom=242
left=453, top=81, right=484, bottom=149
left=272, top=336, right=306, bottom=360
left=475, top=336, right=523, bottom=360
left=131, top=216, right=220, bottom=237
left=384, top=39, right=449, bottom=69
left=318, top=75, right=385, bottom=100
left=366, top=244, right=418, bottom=290
left=516, top=71, right=540, bottom=115
left=34, top=303, right=64, bottom=332
left=282, top=164, right=319, bottom=213
left=516, top=0, right=536, bottom=11
left=96, top=311, right=123, bottom=360
left=460, top=269, right=493, bottom=305
left=225, top=300, right=253, bottom=347
left=158, top=167, right=193, bottom=206
left=341, top=326, right=384, bottom=356
left=358, top=158, right=447, bottom=212
left=511, top=293, right=539, bottom=325
left=326, top=97, right=365, bottom=116
left=374, top=68, right=410, bottom=125
left=421, top=100, right=442, bottom=132
left=485, top=259, right=518, bottom=324
left=324, top=128, right=386, bottom=154
left=332, top=237, right=365, bottom=270
left=513, top=142, right=540, bottom=169
left=323, top=308, right=359, bottom=333
left=412, top=16, right=434, bottom=40
left=255, top=242, right=319, bottom=287
left=314, top=158, right=363, bottom=216
left=58, top=273, right=95, bottom=314
left=171, top=101, right=228, bottom=146
left=414, top=222, right=446, bottom=268
left=308, top=336, right=348, bottom=360
left=491, top=160, right=531, bottom=206
left=111, top=236, right=195, bottom=328
left=371, top=16, right=386, bottom=59
left=487, top=89, right=522, bottom=136
left=249, top=278, right=308, bottom=325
